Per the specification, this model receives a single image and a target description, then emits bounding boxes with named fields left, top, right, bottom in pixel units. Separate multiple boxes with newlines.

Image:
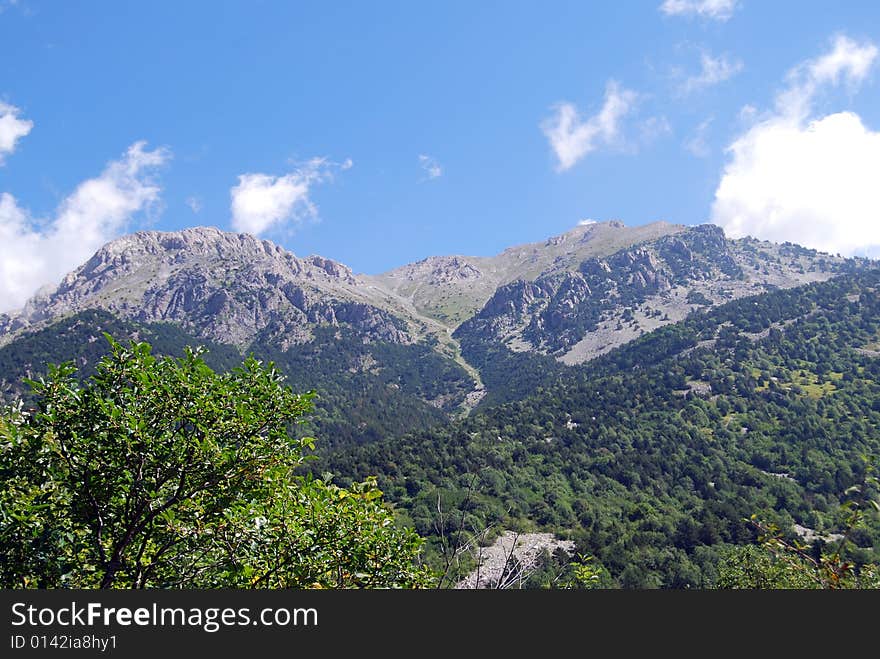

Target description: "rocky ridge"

left=0, top=221, right=859, bottom=375
left=370, top=220, right=686, bottom=328
left=455, top=225, right=852, bottom=364
left=0, top=227, right=412, bottom=350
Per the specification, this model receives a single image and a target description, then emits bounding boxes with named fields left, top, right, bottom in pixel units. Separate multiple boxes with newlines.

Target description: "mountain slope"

left=0, top=309, right=242, bottom=403
left=370, top=220, right=686, bottom=328
left=456, top=225, right=852, bottom=366
left=0, top=309, right=475, bottom=449
left=0, top=222, right=863, bottom=417
left=0, top=227, right=419, bottom=349
left=320, top=269, right=880, bottom=586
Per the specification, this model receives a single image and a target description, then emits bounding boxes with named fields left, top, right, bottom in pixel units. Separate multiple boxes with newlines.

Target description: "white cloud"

left=418, top=154, right=442, bottom=180
left=230, top=173, right=313, bottom=235
left=0, top=141, right=169, bottom=313
left=186, top=196, right=202, bottom=214
left=712, top=36, right=880, bottom=257
left=578, top=219, right=597, bottom=226
left=0, top=101, right=33, bottom=164
left=681, top=52, right=743, bottom=94
left=541, top=81, right=638, bottom=171
left=230, top=158, right=348, bottom=235
left=684, top=118, right=713, bottom=157
left=660, top=0, right=739, bottom=21
left=776, top=35, right=878, bottom=120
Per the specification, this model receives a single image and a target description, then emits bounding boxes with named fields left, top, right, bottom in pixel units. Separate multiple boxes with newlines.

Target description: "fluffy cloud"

left=230, top=158, right=350, bottom=235
left=418, top=154, right=442, bottom=180
left=775, top=35, right=878, bottom=120
left=541, top=81, right=638, bottom=171
left=0, top=142, right=169, bottom=313
left=681, top=53, right=743, bottom=94
left=659, top=0, right=739, bottom=21
left=711, top=36, right=880, bottom=256
left=0, top=102, right=33, bottom=164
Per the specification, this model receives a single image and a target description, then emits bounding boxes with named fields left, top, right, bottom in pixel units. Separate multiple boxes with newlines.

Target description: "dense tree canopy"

left=322, top=271, right=880, bottom=587
left=0, top=337, right=430, bottom=588
left=4, top=270, right=880, bottom=589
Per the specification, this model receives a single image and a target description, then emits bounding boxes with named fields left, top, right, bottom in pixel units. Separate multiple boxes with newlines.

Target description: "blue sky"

left=1, top=0, right=880, bottom=311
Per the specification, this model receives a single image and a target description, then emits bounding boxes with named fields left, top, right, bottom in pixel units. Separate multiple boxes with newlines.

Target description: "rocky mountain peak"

left=0, top=227, right=404, bottom=348
left=0, top=220, right=854, bottom=377
left=372, top=219, right=688, bottom=329
left=384, top=255, right=484, bottom=284
left=455, top=223, right=850, bottom=363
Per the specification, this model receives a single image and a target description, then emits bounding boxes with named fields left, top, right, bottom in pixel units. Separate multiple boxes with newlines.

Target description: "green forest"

left=320, top=270, right=880, bottom=587
left=2, top=271, right=879, bottom=587
left=0, top=310, right=475, bottom=450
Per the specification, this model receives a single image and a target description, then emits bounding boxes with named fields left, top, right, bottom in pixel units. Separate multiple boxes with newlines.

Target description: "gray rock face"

left=455, top=224, right=851, bottom=361
left=371, top=220, right=689, bottom=328
left=0, top=227, right=410, bottom=349
left=0, top=222, right=857, bottom=371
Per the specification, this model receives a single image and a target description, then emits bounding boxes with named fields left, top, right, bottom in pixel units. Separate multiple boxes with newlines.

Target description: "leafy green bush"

left=0, top=336, right=431, bottom=589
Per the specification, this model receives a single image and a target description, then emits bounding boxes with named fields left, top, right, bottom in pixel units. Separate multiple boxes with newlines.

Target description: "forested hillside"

left=319, top=270, right=880, bottom=587
left=0, top=310, right=243, bottom=402
left=2, top=254, right=878, bottom=587
left=0, top=310, right=474, bottom=450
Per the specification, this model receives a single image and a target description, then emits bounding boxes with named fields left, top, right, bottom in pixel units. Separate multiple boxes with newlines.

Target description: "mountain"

left=369, top=220, right=685, bottom=328
left=320, top=270, right=880, bottom=587
left=0, top=221, right=864, bottom=430
left=0, top=221, right=853, bottom=396
left=0, top=228, right=481, bottom=447
left=1, top=223, right=693, bottom=382
left=455, top=224, right=849, bottom=366
left=0, top=227, right=414, bottom=349
left=0, top=220, right=877, bottom=587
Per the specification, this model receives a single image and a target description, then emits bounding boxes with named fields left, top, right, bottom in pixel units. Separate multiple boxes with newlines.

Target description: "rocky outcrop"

left=459, top=239, right=680, bottom=354
left=0, top=222, right=852, bottom=370
left=372, top=220, right=688, bottom=328
left=455, top=224, right=847, bottom=360
left=424, top=257, right=482, bottom=284
left=385, top=255, right=484, bottom=286
left=0, top=227, right=410, bottom=349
